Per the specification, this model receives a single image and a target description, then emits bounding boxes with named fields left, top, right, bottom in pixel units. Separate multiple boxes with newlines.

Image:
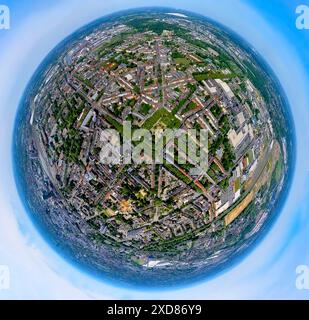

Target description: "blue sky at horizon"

left=1, top=0, right=309, bottom=299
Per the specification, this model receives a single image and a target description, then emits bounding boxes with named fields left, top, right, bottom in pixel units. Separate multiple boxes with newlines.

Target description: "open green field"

left=175, top=58, right=191, bottom=66
left=142, top=108, right=181, bottom=130
left=193, top=71, right=236, bottom=82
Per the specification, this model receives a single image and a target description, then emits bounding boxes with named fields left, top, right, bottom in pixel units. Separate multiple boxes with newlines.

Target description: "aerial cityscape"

left=15, top=9, right=292, bottom=287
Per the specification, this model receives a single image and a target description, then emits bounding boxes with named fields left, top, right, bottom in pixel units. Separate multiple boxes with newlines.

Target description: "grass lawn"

left=234, top=178, right=241, bottom=191
left=181, top=101, right=197, bottom=115
left=104, top=115, right=123, bottom=133
left=274, top=156, right=284, bottom=183
left=193, top=71, right=236, bottom=82
left=175, top=58, right=191, bottom=65
left=140, top=103, right=152, bottom=115
left=142, top=108, right=181, bottom=130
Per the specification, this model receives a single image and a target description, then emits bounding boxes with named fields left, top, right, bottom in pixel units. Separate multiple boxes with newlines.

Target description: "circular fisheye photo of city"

left=14, top=8, right=295, bottom=288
